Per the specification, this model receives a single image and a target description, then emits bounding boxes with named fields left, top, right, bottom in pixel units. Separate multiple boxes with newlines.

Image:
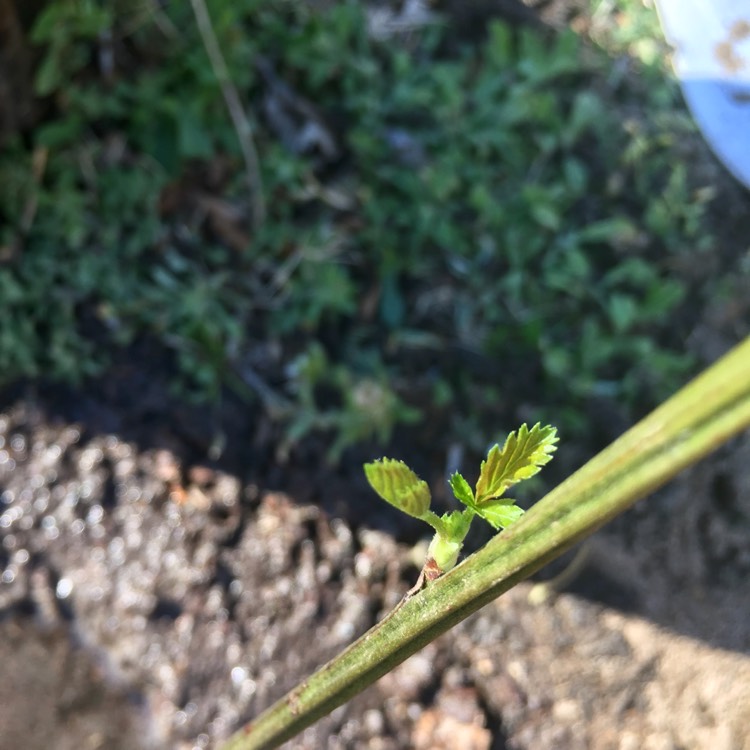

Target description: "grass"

left=0, top=0, right=727, bottom=461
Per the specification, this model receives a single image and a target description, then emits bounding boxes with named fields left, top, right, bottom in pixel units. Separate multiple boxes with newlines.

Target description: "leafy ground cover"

left=1, top=0, right=739, bottom=470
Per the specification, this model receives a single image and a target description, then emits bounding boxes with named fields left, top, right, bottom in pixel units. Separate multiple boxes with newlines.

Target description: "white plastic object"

left=654, top=0, right=750, bottom=188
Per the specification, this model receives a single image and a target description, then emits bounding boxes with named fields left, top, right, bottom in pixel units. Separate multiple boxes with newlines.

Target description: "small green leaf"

left=364, top=458, right=431, bottom=518
left=449, top=472, right=474, bottom=507
left=475, top=423, right=558, bottom=504
left=473, top=499, right=525, bottom=530
left=439, top=509, right=472, bottom=541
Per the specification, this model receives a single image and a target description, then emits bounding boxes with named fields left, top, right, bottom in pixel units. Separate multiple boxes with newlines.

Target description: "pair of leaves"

left=364, top=423, right=558, bottom=531
left=452, top=423, right=558, bottom=529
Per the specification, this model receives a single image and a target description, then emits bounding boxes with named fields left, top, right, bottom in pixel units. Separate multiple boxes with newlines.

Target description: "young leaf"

left=473, top=499, right=525, bottom=530
left=439, top=509, right=473, bottom=541
left=449, top=472, right=474, bottom=507
left=475, top=423, right=558, bottom=504
left=364, top=458, right=431, bottom=518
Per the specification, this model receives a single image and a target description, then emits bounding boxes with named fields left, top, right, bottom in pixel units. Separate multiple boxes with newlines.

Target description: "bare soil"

left=1, top=370, right=749, bottom=750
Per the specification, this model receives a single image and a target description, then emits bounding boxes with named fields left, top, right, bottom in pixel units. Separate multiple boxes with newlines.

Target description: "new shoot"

left=364, top=422, right=558, bottom=593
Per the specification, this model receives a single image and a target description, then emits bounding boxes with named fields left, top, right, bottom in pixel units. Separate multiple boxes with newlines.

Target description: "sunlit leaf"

left=473, top=499, right=525, bottom=530
left=449, top=472, right=474, bottom=507
left=475, top=423, right=558, bottom=504
left=364, top=458, right=431, bottom=518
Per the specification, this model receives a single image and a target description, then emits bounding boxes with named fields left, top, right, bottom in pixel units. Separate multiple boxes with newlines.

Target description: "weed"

left=0, top=1, right=719, bottom=458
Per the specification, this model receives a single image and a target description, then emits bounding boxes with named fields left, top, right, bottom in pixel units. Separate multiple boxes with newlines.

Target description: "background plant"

left=0, top=0, right=727, bottom=461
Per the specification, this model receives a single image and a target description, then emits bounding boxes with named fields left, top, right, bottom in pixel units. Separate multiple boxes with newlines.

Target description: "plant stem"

left=418, top=509, right=450, bottom=537
left=189, top=0, right=265, bottom=228
left=220, top=335, right=750, bottom=750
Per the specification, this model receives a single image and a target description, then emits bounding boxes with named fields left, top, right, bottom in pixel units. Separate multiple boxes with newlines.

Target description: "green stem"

left=418, top=508, right=450, bottom=537
left=426, top=508, right=475, bottom=573
left=220, top=335, right=750, bottom=750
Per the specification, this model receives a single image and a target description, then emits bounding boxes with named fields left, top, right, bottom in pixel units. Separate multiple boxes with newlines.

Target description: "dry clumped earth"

left=0, top=331, right=749, bottom=750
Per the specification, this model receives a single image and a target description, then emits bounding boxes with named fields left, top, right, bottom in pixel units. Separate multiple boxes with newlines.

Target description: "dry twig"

left=189, top=0, right=265, bottom=229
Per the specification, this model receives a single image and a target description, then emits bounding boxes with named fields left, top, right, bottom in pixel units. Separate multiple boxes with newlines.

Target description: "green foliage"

left=364, top=458, right=432, bottom=519
left=474, top=424, right=559, bottom=503
left=364, top=423, right=558, bottom=575
left=284, top=343, right=420, bottom=463
left=448, top=473, right=474, bottom=507
left=588, top=0, right=670, bottom=68
left=0, top=0, right=723, bottom=459
left=31, top=1, right=113, bottom=96
left=276, top=7, right=707, bottom=420
left=453, top=423, right=558, bottom=529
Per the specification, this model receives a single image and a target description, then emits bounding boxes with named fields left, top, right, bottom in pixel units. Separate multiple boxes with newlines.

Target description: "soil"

left=2, top=3, right=750, bottom=750
left=1, top=340, right=749, bottom=750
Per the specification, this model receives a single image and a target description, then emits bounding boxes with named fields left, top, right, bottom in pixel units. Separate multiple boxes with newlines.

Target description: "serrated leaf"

left=449, top=472, right=474, bottom=507
left=474, top=500, right=525, bottom=531
left=364, top=458, right=431, bottom=518
left=475, top=423, right=558, bottom=504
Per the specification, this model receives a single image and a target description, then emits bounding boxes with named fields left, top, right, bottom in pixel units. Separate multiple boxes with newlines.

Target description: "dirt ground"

left=1, top=359, right=749, bottom=750
left=2, top=2, right=750, bottom=750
